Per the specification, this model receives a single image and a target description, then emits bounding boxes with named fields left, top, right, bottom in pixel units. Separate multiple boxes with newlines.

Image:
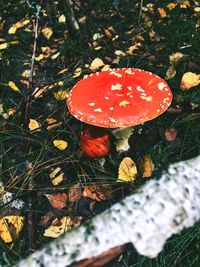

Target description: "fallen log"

left=17, top=155, right=200, bottom=267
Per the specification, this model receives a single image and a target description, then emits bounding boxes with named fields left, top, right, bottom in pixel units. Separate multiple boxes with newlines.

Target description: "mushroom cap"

left=67, top=68, right=173, bottom=128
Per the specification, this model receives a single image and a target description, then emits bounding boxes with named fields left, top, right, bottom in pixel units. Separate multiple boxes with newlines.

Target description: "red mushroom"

left=67, top=68, right=173, bottom=152
left=80, top=127, right=110, bottom=158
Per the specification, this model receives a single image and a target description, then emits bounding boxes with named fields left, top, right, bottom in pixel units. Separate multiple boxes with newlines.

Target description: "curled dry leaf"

left=139, top=155, right=154, bottom=178
left=53, top=140, right=68, bottom=150
left=90, top=58, right=105, bottom=70
left=49, top=167, right=64, bottom=185
left=117, top=157, right=137, bottom=182
left=164, top=127, right=178, bottom=141
left=180, top=72, right=200, bottom=90
left=0, top=216, right=24, bottom=243
left=45, top=193, right=68, bottom=209
left=83, top=184, right=113, bottom=201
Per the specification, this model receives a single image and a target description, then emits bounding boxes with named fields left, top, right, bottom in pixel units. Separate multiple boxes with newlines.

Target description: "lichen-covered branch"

left=17, top=156, right=200, bottom=267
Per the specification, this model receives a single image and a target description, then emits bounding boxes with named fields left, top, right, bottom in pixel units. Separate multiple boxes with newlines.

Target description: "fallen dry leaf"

left=0, top=42, right=8, bottom=50
left=68, top=184, right=82, bottom=203
left=157, top=8, right=167, bottom=18
left=169, top=52, right=184, bottom=65
left=180, top=72, right=200, bottom=90
left=53, top=140, right=68, bottom=150
left=0, top=216, right=24, bottom=243
left=139, top=155, right=154, bottom=178
left=49, top=167, right=64, bottom=185
left=44, top=216, right=73, bottom=238
left=90, top=58, right=105, bottom=70
left=45, top=193, right=68, bottom=209
left=164, top=127, right=178, bottom=141
left=83, top=184, right=113, bottom=201
left=42, top=27, right=53, bottom=39
left=8, top=81, right=20, bottom=92
left=28, top=118, right=41, bottom=131
left=73, top=67, right=82, bottom=78
left=117, top=157, right=137, bottom=182
left=53, top=90, right=67, bottom=100
left=46, top=118, right=62, bottom=131
left=165, top=66, right=176, bottom=80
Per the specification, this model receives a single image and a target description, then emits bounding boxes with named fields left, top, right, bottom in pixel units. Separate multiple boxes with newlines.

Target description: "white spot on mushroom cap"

left=94, top=108, right=102, bottom=112
left=88, top=102, right=95, bottom=106
left=136, top=86, right=145, bottom=92
left=105, top=96, right=109, bottom=100
left=125, top=69, right=135, bottom=74
left=141, top=96, right=153, bottom=101
left=110, top=118, right=117, bottom=123
left=158, top=82, right=166, bottom=90
left=119, top=100, right=130, bottom=107
left=109, top=71, right=122, bottom=78
left=111, top=83, right=122, bottom=91
left=109, top=107, right=114, bottom=111
left=127, top=86, right=132, bottom=91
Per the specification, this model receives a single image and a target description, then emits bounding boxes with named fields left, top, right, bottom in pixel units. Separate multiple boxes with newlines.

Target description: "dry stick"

left=20, top=18, right=39, bottom=254
left=16, top=155, right=200, bottom=267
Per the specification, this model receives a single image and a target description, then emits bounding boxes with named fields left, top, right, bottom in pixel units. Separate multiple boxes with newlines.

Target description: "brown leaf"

left=139, top=155, right=154, bottom=178
left=83, top=184, right=113, bottom=201
left=164, top=127, right=178, bottom=142
left=45, top=193, right=68, bottom=209
left=39, top=211, right=55, bottom=227
left=68, top=184, right=82, bottom=203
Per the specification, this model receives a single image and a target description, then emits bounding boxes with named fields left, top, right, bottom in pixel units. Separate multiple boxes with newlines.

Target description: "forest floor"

left=0, top=1, right=200, bottom=266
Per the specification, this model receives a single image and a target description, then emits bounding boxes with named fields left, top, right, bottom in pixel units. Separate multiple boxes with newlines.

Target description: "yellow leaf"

left=117, top=157, right=137, bottom=182
left=8, top=108, right=17, bottom=116
left=73, top=67, right=82, bottom=78
left=35, top=54, right=46, bottom=61
left=44, top=217, right=73, bottom=238
left=49, top=167, right=64, bottom=185
left=8, top=26, right=17, bottom=34
left=0, top=216, right=24, bottom=243
left=42, top=27, right=53, bottom=39
left=8, top=19, right=30, bottom=34
left=53, top=140, right=68, bottom=150
left=157, top=8, right=167, bottom=18
left=53, top=90, right=67, bottom=100
left=90, top=58, right=105, bottom=70
left=8, top=81, right=20, bottom=92
left=139, top=155, right=154, bottom=178
left=180, top=0, right=190, bottom=8
left=28, top=119, right=41, bottom=130
left=180, top=72, right=200, bottom=90
left=58, top=68, right=68, bottom=75
left=58, top=14, right=66, bottom=23
left=51, top=52, right=60, bottom=59
left=165, top=66, right=176, bottom=80
left=0, top=42, right=8, bottom=50
left=166, top=3, right=176, bottom=10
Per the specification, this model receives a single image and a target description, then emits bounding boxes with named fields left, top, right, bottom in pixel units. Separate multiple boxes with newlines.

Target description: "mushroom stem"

left=111, top=127, right=134, bottom=152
